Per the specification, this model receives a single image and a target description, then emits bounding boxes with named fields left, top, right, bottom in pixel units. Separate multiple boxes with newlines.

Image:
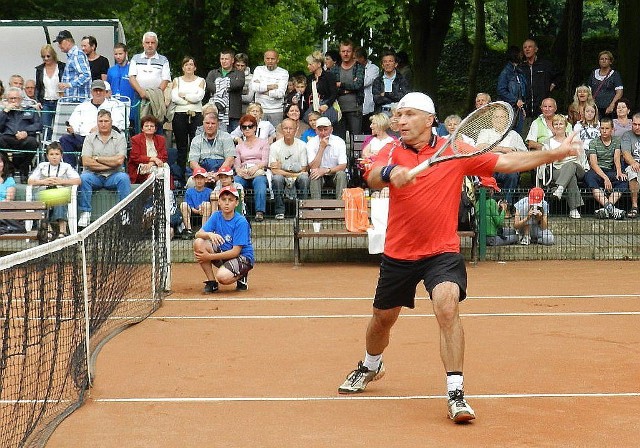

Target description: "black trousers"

left=172, top=112, right=203, bottom=178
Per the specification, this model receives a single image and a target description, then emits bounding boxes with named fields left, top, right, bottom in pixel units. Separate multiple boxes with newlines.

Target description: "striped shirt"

left=61, top=45, right=91, bottom=100
left=129, top=52, right=171, bottom=91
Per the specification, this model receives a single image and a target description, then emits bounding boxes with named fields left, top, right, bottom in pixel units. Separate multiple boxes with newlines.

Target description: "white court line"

left=8, top=311, right=640, bottom=322
left=164, top=294, right=640, bottom=301
left=93, top=392, right=640, bottom=403
left=147, top=311, right=640, bottom=320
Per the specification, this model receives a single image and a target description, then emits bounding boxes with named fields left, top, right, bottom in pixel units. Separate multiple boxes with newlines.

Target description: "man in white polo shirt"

left=306, top=116, right=347, bottom=199
left=128, top=31, right=171, bottom=130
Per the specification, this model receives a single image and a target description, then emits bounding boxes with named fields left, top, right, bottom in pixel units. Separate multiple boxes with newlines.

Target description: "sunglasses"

left=42, top=55, right=52, bottom=59
left=241, top=124, right=255, bottom=130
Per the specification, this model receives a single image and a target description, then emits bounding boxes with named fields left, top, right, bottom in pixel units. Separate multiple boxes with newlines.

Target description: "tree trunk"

left=507, top=0, right=528, bottom=49
left=406, top=0, right=456, bottom=101
left=467, top=0, right=486, bottom=112
left=618, top=0, right=640, bottom=109
left=564, top=0, right=583, bottom=108
left=460, top=0, right=470, bottom=45
left=189, top=0, right=206, bottom=74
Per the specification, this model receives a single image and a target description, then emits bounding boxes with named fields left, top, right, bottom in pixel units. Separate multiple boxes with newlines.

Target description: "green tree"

left=618, top=0, right=640, bottom=109
left=466, top=0, right=486, bottom=111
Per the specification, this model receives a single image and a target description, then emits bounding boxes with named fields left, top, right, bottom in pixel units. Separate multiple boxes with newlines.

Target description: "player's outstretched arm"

left=494, top=132, right=581, bottom=174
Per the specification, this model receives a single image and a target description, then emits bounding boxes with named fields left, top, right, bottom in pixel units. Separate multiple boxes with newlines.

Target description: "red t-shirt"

left=372, top=138, right=498, bottom=260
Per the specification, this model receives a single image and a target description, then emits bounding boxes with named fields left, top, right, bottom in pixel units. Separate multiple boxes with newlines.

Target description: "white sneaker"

left=448, top=389, right=476, bottom=422
left=553, top=186, right=564, bottom=199
left=569, top=209, right=581, bottom=219
left=612, top=208, right=626, bottom=220
left=338, top=361, right=385, bottom=394
left=520, top=235, right=530, bottom=245
left=78, top=211, right=91, bottom=228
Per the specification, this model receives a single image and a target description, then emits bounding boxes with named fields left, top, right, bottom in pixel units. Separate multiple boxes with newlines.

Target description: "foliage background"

left=0, top=0, right=627, bottom=117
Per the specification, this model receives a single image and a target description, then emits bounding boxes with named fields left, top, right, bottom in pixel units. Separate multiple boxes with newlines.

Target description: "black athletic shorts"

left=373, top=252, right=468, bottom=310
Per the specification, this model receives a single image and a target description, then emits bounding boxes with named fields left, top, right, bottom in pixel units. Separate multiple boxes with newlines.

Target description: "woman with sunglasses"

left=234, top=114, right=270, bottom=222
left=35, top=44, right=66, bottom=128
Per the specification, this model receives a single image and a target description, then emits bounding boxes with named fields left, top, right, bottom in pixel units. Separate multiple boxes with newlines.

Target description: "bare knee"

left=432, top=282, right=460, bottom=326
left=369, top=307, right=401, bottom=333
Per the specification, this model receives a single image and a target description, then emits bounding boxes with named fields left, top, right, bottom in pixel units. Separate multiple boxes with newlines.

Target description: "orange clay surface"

left=47, top=260, right=640, bottom=447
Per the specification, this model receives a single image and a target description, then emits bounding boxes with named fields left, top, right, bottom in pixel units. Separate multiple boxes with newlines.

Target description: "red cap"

left=478, top=176, right=500, bottom=192
left=528, top=187, right=544, bottom=206
left=216, top=166, right=234, bottom=176
left=219, top=186, right=239, bottom=198
left=193, top=167, right=207, bottom=177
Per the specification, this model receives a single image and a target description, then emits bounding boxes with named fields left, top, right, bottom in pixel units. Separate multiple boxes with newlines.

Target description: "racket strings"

left=450, top=102, right=515, bottom=156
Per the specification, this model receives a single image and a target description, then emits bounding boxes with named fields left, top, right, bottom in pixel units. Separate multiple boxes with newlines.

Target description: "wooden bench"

left=0, top=201, right=47, bottom=241
left=293, top=199, right=478, bottom=265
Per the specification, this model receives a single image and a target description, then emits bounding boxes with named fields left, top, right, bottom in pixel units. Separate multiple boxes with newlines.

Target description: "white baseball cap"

left=315, top=117, right=332, bottom=127
left=397, top=92, right=436, bottom=114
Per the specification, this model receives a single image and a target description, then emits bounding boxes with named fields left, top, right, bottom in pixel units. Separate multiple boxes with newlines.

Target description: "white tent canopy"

left=0, top=19, right=126, bottom=88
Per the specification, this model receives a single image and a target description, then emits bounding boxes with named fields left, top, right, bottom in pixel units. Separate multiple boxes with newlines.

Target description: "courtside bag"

left=367, top=197, right=389, bottom=254
left=342, top=187, right=371, bottom=233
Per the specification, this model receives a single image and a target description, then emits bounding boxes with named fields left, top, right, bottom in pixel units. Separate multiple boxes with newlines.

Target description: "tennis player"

left=194, top=186, right=254, bottom=293
left=337, top=92, right=581, bottom=423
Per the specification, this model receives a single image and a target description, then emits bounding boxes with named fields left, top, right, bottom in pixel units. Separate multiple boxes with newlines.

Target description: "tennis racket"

left=408, top=101, right=515, bottom=177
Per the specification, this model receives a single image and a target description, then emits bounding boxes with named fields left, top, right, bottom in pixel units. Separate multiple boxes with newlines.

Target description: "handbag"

left=311, top=80, right=341, bottom=124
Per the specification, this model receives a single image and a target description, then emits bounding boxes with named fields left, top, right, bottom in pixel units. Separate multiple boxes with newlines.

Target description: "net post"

left=478, top=187, right=487, bottom=261
left=162, top=164, right=172, bottom=291
left=80, top=239, right=93, bottom=386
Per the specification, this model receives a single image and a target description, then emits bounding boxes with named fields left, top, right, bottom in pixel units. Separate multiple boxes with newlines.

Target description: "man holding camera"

left=513, top=186, right=555, bottom=245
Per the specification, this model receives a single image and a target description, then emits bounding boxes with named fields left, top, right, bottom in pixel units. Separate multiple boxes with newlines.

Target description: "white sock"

left=363, top=352, right=382, bottom=371
left=446, top=373, right=464, bottom=393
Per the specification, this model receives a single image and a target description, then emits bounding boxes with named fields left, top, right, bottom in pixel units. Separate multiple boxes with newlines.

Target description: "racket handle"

left=408, top=159, right=432, bottom=177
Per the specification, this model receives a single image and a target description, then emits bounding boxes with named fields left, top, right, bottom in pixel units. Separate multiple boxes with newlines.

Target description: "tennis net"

left=0, top=167, right=171, bottom=448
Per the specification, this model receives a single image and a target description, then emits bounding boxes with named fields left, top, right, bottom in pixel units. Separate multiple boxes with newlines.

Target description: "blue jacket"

left=0, top=108, right=42, bottom=136
left=497, top=62, right=527, bottom=107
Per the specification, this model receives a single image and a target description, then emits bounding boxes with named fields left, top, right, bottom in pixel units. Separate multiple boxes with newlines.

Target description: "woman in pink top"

left=234, top=114, right=270, bottom=221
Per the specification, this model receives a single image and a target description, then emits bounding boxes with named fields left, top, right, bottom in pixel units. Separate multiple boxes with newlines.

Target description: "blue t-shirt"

left=185, top=186, right=212, bottom=209
left=300, top=128, right=316, bottom=143
left=202, top=211, right=254, bottom=264
left=107, top=63, right=136, bottom=101
left=0, top=176, right=16, bottom=201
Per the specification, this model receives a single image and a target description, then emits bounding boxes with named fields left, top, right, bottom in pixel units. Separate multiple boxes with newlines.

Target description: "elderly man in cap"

left=336, top=92, right=582, bottom=423
left=54, top=30, right=91, bottom=100
left=60, top=79, right=127, bottom=166
left=305, top=116, right=347, bottom=199
left=0, top=86, right=42, bottom=178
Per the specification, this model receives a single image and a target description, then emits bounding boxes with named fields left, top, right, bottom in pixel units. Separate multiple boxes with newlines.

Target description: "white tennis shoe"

left=448, top=389, right=476, bottom=422
left=338, top=361, right=385, bottom=394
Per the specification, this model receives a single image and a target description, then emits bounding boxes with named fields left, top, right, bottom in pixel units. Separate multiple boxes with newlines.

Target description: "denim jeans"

left=78, top=171, right=131, bottom=212
left=234, top=175, right=268, bottom=213
left=271, top=173, right=309, bottom=215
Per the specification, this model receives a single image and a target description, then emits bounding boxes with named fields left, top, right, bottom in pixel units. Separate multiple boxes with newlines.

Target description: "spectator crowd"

left=1, top=30, right=639, bottom=246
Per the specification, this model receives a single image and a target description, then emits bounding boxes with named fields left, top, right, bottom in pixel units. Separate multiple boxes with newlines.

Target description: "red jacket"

left=127, top=133, right=168, bottom=184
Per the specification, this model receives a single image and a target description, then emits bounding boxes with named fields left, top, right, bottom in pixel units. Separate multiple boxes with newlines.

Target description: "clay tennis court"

left=46, top=260, right=640, bottom=447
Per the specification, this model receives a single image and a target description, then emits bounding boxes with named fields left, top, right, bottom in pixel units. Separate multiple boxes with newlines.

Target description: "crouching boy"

left=194, top=186, right=254, bottom=293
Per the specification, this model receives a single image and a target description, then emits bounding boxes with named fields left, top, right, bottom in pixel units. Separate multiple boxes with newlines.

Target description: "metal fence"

left=3, top=187, right=638, bottom=262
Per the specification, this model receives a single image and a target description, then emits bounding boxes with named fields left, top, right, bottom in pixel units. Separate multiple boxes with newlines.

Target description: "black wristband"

left=380, top=164, right=398, bottom=183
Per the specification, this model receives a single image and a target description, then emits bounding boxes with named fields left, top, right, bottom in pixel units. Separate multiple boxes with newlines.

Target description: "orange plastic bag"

left=342, top=187, right=371, bottom=233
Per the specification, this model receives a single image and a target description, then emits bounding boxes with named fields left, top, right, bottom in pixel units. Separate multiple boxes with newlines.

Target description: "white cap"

left=397, top=92, right=436, bottom=114
left=315, top=117, right=332, bottom=127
